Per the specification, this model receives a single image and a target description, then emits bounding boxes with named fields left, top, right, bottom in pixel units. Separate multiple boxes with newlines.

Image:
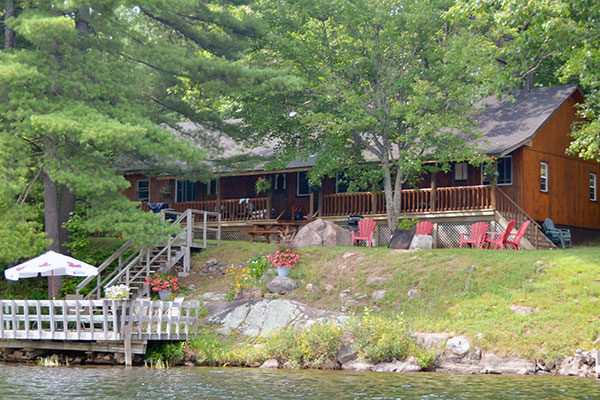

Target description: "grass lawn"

left=183, top=241, right=600, bottom=362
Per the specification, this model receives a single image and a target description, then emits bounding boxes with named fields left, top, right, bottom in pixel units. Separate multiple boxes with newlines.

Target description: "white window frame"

left=455, top=162, right=468, bottom=181
left=591, top=173, right=597, bottom=201
left=297, top=171, right=310, bottom=197
left=540, top=162, right=548, bottom=193
left=136, top=180, right=149, bottom=202
left=274, top=174, right=286, bottom=190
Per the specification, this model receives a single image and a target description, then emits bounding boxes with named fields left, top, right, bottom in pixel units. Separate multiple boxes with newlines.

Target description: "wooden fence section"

left=322, top=185, right=492, bottom=216
left=0, top=299, right=200, bottom=342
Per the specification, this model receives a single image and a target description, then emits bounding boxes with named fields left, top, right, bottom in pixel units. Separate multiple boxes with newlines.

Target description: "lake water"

left=1, top=364, right=599, bottom=399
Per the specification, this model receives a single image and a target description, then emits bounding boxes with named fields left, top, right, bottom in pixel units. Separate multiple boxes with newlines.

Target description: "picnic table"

left=242, top=221, right=300, bottom=243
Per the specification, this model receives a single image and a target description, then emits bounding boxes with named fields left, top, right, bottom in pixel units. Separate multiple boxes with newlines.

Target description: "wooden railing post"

left=490, top=184, right=497, bottom=209
left=317, top=188, right=323, bottom=217
left=216, top=177, right=222, bottom=214
left=430, top=173, right=437, bottom=212
left=309, top=192, right=314, bottom=219
left=371, top=192, right=377, bottom=214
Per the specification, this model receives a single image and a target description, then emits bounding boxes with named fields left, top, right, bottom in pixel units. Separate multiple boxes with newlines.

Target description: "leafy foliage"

left=264, top=322, right=344, bottom=368
left=348, top=310, right=413, bottom=363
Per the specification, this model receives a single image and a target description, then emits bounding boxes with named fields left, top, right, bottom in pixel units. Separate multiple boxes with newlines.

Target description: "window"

left=207, top=179, right=217, bottom=196
left=540, top=162, right=548, bottom=192
left=336, top=172, right=349, bottom=194
left=455, top=163, right=468, bottom=181
left=591, top=173, right=597, bottom=201
left=297, top=171, right=310, bottom=196
left=176, top=180, right=196, bottom=202
left=136, top=180, right=149, bottom=202
left=482, top=156, right=512, bottom=185
left=274, top=174, right=286, bottom=191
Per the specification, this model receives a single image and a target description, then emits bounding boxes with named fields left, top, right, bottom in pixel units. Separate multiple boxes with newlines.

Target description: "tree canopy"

left=235, top=0, right=495, bottom=228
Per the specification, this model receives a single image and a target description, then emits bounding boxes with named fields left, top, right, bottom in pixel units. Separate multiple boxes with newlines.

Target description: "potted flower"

left=105, top=284, right=131, bottom=300
left=267, top=248, right=299, bottom=277
left=144, top=272, right=180, bottom=300
left=159, top=185, right=171, bottom=198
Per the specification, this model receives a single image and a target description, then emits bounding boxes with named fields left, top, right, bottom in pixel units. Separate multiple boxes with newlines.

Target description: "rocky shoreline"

left=1, top=296, right=598, bottom=379
left=204, top=297, right=600, bottom=378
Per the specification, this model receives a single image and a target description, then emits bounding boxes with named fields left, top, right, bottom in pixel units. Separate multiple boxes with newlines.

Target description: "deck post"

left=216, top=177, right=222, bottom=213
left=430, top=173, right=437, bottom=212
left=371, top=192, right=377, bottom=214
left=490, top=184, right=497, bottom=209
left=433, top=223, right=438, bottom=248
left=309, top=192, right=314, bottom=219
left=317, top=188, right=323, bottom=217
left=124, top=300, right=132, bottom=367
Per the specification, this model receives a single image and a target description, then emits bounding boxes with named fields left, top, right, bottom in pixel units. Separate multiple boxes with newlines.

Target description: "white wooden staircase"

left=76, top=209, right=221, bottom=299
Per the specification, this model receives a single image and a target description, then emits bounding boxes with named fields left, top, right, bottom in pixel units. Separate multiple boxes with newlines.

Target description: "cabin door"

left=272, top=173, right=288, bottom=219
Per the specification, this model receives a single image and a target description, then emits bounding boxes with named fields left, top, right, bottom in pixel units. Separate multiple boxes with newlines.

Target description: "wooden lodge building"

left=124, top=85, right=600, bottom=248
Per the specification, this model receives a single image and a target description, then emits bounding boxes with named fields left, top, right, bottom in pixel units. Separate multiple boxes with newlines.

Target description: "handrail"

left=494, top=187, right=554, bottom=249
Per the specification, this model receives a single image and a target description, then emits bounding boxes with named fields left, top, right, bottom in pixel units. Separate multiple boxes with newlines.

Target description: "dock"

left=0, top=299, right=201, bottom=365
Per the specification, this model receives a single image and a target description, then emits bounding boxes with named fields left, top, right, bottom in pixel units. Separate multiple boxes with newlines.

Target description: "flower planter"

left=277, top=267, right=291, bottom=277
left=158, top=289, right=172, bottom=300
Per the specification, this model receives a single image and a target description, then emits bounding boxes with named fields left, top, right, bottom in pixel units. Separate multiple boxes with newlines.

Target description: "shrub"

left=222, top=264, right=253, bottom=298
left=145, top=341, right=185, bottom=367
left=265, top=322, right=344, bottom=368
left=188, top=333, right=226, bottom=366
left=348, top=310, right=413, bottom=363
left=246, top=254, right=269, bottom=283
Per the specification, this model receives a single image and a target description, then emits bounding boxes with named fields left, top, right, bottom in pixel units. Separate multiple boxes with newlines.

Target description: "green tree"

left=236, top=0, right=493, bottom=229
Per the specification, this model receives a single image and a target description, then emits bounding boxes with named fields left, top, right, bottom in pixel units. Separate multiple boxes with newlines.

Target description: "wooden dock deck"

left=0, top=299, right=201, bottom=365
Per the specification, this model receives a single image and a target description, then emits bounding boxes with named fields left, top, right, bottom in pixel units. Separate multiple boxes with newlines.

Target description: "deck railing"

left=322, top=185, right=492, bottom=216
left=0, top=299, right=200, bottom=342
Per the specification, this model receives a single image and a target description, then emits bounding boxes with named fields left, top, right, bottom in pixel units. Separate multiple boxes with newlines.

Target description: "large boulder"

left=292, top=219, right=352, bottom=247
left=409, top=234, right=433, bottom=250
left=266, top=276, right=299, bottom=294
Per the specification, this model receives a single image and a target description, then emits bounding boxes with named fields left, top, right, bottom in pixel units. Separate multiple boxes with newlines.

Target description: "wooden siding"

left=519, top=91, right=600, bottom=229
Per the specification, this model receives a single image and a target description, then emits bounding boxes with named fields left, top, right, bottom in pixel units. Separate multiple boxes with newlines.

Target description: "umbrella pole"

left=51, top=270, right=56, bottom=300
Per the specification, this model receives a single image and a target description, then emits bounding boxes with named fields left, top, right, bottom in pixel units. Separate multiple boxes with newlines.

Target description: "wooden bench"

left=241, top=230, right=282, bottom=243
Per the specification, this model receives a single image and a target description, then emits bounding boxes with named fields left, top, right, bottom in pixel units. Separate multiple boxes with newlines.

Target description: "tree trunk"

left=58, top=184, right=75, bottom=254
left=4, top=0, right=16, bottom=49
left=76, top=6, right=89, bottom=35
left=44, top=168, right=62, bottom=298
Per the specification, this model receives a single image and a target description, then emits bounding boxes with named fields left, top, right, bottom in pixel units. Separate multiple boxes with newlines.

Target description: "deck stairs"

left=76, top=209, right=221, bottom=299
left=494, top=187, right=556, bottom=250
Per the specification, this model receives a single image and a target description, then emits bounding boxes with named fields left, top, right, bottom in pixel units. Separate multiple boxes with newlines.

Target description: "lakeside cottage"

left=124, top=85, right=600, bottom=248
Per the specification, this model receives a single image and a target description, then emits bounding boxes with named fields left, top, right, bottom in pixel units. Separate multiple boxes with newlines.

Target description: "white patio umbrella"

left=4, top=251, right=98, bottom=299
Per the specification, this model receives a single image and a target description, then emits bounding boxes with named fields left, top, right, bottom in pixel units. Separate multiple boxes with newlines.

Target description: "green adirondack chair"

left=543, top=218, right=572, bottom=248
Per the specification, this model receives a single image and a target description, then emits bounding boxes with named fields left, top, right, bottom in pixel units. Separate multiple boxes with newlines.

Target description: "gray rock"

left=206, top=258, right=218, bottom=267
left=481, top=353, right=536, bottom=375
left=186, top=284, right=196, bottom=292
left=371, top=290, right=387, bottom=301
left=266, top=276, right=299, bottom=294
left=445, top=336, right=471, bottom=358
left=341, top=360, right=375, bottom=371
left=344, top=299, right=364, bottom=308
left=306, top=283, right=318, bottom=293
left=339, top=289, right=351, bottom=299
left=367, top=277, right=387, bottom=286
left=342, top=252, right=358, bottom=259
left=510, top=304, right=537, bottom=315
left=202, top=292, right=227, bottom=302
left=374, top=357, right=422, bottom=373
left=324, top=284, right=334, bottom=293
left=408, top=288, right=419, bottom=299
left=413, top=332, right=449, bottom=351
left=409, top=235, right=433, bottom=250
left=292, top=218, right=352, bottom=248
left=214, top=326, right=233, bottom=336
left=336, top=343, right=358, bottom=364
left=260, top=359, right=279, bottom=369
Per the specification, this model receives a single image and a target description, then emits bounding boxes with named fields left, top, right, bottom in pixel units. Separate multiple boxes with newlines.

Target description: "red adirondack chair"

left=484, top=220, right=517, bottom=250
left=352, top=218, right=376, bottom=247
left=504, top=220, right=530, bottom=250
left=459, top=222, right=489, bottom=248
left=415, top=221, right=434, bottom=235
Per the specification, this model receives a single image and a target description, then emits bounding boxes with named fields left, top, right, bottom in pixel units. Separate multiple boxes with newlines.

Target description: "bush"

left=145, top=341, right=185, bottom=367
left=188, top=333, right=226, bottom=366
left=265, top=322, right=343, bottom=368
left=348, top=310, right=413, bottom=363
left=246, top=254, right=269, bottom=283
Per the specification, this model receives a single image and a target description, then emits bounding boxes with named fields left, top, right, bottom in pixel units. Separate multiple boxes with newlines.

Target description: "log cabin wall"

left=520, top=90, right=600, bottom=229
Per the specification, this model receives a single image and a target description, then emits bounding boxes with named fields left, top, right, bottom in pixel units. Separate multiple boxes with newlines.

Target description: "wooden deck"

left=0, top=299, right=201, bottom=364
